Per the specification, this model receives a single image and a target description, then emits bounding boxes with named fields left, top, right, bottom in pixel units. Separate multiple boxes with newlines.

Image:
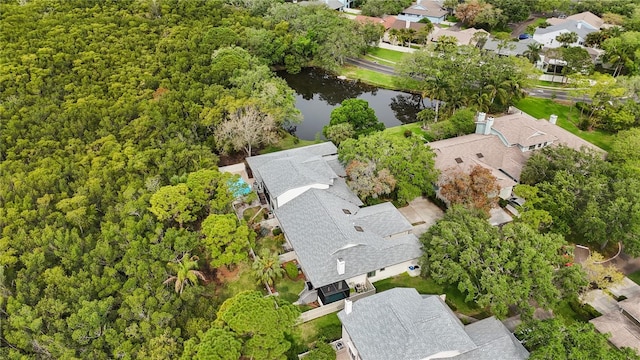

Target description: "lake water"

left=277, top=68, right=427, bottom=140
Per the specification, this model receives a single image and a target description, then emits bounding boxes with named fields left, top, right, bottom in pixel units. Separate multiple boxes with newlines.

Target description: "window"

left=380, top=268, right=385, bottom=271
left=342, top=209, right=351, bottom=215
left=455, top=157, right=463, bottom=164
left=354, top=225, right=364, bottom=232
left=367, top=270, right=376, bottom=277
left=528, top=145, right=536, bottom=150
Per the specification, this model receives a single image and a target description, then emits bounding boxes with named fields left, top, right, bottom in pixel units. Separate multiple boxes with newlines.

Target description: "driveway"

left=398, top=197, right=445, bottom=236
left=582, top=289, right=619, bottom=314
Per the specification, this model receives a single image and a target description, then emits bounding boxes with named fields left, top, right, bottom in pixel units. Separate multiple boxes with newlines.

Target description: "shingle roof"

left=339, top=289, right=476, bottom=360
left=338, top=288, right=529, bottom=360
left=431, top=27, right=488, bottom=46
left=246, top=142, right=362, bottom=205
left=483, top=38, right=540, bottom=57
left=456, top=317, right=531, bottom=360
left=275, top=190, right=421, bottom=287
left=534, top=19, right=595, bottom=40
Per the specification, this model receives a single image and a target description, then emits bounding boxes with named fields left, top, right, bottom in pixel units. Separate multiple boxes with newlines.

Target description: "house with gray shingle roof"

left=275, top=189, right=421, bottom=305
left=338, top=288, right=529, bottom=360
left=246, top=142, right=362, bottom=209
left=247, top=143, right=423, bottom=305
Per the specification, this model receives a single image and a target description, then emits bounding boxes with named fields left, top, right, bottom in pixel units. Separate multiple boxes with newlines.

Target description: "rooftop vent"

left=344, top=299, right=353, bottom=315
left=342, top=209, right=352, bottom=215
left=455, top=157, right=463, bottom=164
left=476, top=153, right=484, bottom=158
left=354, top=225, right=364, bottom=232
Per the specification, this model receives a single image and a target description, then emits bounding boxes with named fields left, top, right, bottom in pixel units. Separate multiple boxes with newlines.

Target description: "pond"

left=277, top=68, right=429, bottom=140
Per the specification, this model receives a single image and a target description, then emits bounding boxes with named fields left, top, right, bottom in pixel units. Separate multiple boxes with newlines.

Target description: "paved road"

left=346, top=57, right=396, bottom=76
left=347, top=57, right=579, bottom=101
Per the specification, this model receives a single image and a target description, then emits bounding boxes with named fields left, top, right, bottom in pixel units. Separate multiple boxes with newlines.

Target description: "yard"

left=374, top=274, right=490, bottom=319
left=216, top=261, right=262, bottom=303
left=364, top=47, right=409, bottom=65
left=338, top=65, right=401, bottom=89
left=629, top=270, right=640, bottom=285
left=515, top=97, right=614, bottom=151
left=297, top=313, right=343, bottom=347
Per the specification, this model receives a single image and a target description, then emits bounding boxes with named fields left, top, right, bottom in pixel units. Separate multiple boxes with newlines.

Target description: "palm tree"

left=252, top=249, right=284, bottom=289
left=523, top=42, right=543, bottom=64
left=163, top=254, right=206, bottom=294
left=422, top=73, right=449, bottom=123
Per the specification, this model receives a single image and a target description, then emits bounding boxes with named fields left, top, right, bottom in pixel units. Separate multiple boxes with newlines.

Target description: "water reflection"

left=277, top=68, right=425, bottom=140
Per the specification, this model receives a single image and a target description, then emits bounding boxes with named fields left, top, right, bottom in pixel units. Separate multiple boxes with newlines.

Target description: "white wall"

left=276, top=183, right=329, bottom=208
left=367, top=259, right=419, bottom=283
left=533, top=30, right=583, bottom=48
left=347, top=273, right=367, bottom=288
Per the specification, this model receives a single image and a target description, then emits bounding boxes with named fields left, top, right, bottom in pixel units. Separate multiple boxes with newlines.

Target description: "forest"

left=0, top=0, right=378, bottom=358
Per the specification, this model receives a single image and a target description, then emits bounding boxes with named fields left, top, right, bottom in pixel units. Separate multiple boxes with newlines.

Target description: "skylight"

left=455, top=157, right=463, bottom=164
left=476, top=153, right=484, bottom=158
left=342, top=209, right=352, bottom=215
left=354, top=226, right=364, bottom=232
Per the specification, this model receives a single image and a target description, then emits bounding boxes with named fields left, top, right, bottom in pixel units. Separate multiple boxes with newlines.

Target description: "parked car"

left=518, top=33, right=531, bottom=40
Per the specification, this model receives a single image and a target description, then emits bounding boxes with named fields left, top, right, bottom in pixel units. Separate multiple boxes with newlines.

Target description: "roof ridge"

left=312, top=191, right=356, bottom=253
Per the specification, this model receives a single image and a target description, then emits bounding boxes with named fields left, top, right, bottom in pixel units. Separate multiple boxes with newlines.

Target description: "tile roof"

left=275, top=189, right=421, bottom=287
left=354, top=15, right=385, bottom=26
left=591, top=308, right=640, bottom=353
left=431, top=27, right=488, bottom=46
left=401, top=1, right=447, bottom=18
left=428, top=111, right=603, bottom=187
left=338, top=288, right=529, bottom=360
left=567, top=11, right=604, bottom=29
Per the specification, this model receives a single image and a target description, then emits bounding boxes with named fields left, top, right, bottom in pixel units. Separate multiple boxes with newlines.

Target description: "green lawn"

left=382, top=122, right=426, bottom=138
left=255, top=234, right=285, bottom=255
left=297, top=313, right=342, bottom=346
left=628, top=270, right=640, bottom=285
left=339, top=65, right=401, bottom=89
left=374, top=274, right=489, bottom=318
left=260, top=133, right=318, bottom=154
left=515, top=97, right=614, bottom=151
left=276, top=274, right=306, bottom=304
left=217, top=262, right=262, bottom=302
left=365, top=47, right=409, bottom=64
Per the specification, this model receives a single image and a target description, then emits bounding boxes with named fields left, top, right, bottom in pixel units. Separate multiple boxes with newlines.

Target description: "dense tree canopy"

left=339, top=131, right=439, bottom=205
left=0, top=0, right=371, bottom=357
left=323, top=98, right=384, bottom=140
left=397, top=43, right=535, bottom=114
left=420, top=206, right=582, bottom=319
left=516, top=319, right=640, bottom=360
left=520, top=146, right=640, bottom=256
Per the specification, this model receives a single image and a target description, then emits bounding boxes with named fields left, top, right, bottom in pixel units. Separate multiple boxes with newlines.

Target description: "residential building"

left=337, top=288, right=530, bottom=360
left=427, top=111, right=603, bottom=200
left=546, top=11, right=604, bottom=30
left=398, top=0, right=448, bottom=24
left=532, top=19, right=597, bottom=48
left=247, top=143, right=423, bottom=305
left=246, top=142, right=361, bottom=210
left=483, top=38, right=541, bottom=58
left=590, top=295, right=640, bottom=354
left=430, top=27, right=488, bottom=46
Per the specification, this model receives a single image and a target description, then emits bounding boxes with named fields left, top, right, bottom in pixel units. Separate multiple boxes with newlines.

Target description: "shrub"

left=272, top=227, right=282, bottom=236
left=568, top=296, right=601, bottom=320
left=284, top=261, right=299, bottom=279
left=404, top=129, right=413, bottom=138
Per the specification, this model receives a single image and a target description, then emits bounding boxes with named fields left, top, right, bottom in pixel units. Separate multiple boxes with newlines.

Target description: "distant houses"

left=397, top=0, right=448, bottom=24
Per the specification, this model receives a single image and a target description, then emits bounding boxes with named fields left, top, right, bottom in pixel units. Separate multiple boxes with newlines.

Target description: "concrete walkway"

left=398, top=197, right=444, bottom=236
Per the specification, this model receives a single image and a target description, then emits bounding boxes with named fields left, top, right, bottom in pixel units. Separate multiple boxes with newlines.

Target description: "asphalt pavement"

left=347, top=57, right=580, bottom=101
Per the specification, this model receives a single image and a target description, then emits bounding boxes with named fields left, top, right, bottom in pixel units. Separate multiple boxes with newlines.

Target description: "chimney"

left=474, top=112, right=487, bottom=134
left=337, top=258, right=345, bottom=275
left=344, top=299, right=353, bottom=314
left=577, top=22, right=582, bottom=29
left=406, top=21, right=410, bottom=29
left=550, top=114, right=558, bottom=125
left=484, top=116, right=494, bottom=135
